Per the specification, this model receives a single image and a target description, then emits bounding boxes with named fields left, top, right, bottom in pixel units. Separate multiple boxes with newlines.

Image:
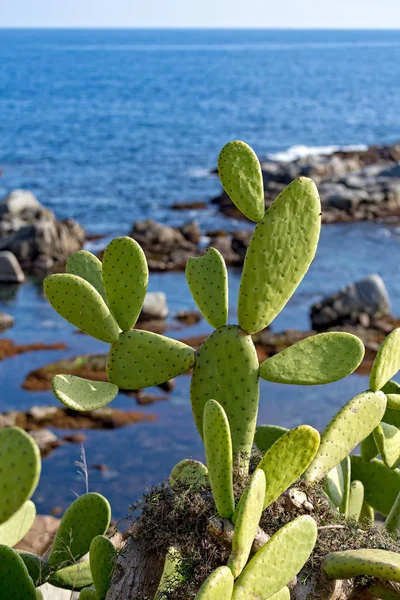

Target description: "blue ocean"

left=1, top=28, right=400, bottom=517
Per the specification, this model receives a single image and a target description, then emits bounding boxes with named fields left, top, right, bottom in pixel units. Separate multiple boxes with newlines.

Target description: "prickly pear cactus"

left=0, top=500, right=36, bottom=547
left=66, top=250, right=107, bottom=302
left=90, top=535, right=117, bottom=600
left=0, top=545, right=37, bottom=599
left=48, top=561, right=93, bottom=590
left=17, top=551, right=50, bottom=587
left=373, top=422, right=400, bottom=469
left=0, top=426, right=41, bottom=524
left=79, top=588, right=99, bottom=599
left=370, top=328, right=400, bottom=392
left=323, top=549, right=400, bottom=582
left=52, top=375, right=118, bottom=411
left=169, top=459, right=209, bottom=489
left=339, top=456, right=351, bottom=516
left=351, top=456, right=400, bottom=516
left=254, top=424, right=288, bottom=453
left=347, top=481, right=364, bottom=521
left=195, top=566, right=234, bottom=599
left=385, top=491, right=400, bottom=535
left=203, top=400, right=235, bottom=518
left=186, top=248, right=228, bottom=329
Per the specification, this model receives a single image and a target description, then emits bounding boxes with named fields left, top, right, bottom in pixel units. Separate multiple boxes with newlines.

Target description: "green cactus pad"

left=232, top=515, right=317, bottom=600
left=257, top=425, right=320, bottom=509
left=383, top=379, right=400, bottom=410
left=17, top=551, right=50, bottom=587
left=52, top=374, right=119, bottom=412
left=90, top=535, right=117, bottom=600
left=304, top=390, right=387, bottom=482
left=254, top=425, right=288, bottom=453
left=203, top=400, right=235, bottom=518
left=218, top=140, right=264, bottom=222
left=102, top=236, right=149, bottom=331
left=0, top=500, right=35, bottom=547
left=155, top=547, right=182, bottom=599
left=195, top=566, right=234, bottom=600
left=170, top=459, right=209, bottom=489
left=44, top=274, right=120, bottom=343
left=361, top=433, right=379, bottom=462
left=370, top=329, right=400, bottom=392
left=48, top=561, right=93, bottom=590
left=0, top=545, right=37, bottom=599
left=373, top=422, right=400, bottom=468
left=79, top=589, right=99, bottom=600
left=348, top=481, right=364, bottom=521
left=386, top=394, right=400, bottom=410
left=269, top=589, right=290, bottom=600
left=107, top=330, right=195, bottom=390
left=368, top=583, right=400, bottom=600
left=0, top=426, right=41, bottom=524
left=36, top=590, right=44, bottom=600
left=185, top=248, right=228, bottom=329
left=360, top=501, right=374, bottom=523
left=385, top=491, right=400, bottom=535
left=259, top=332, right=364, bottom=385
left=339, top=457, right=351, bottom=515
left=324, top=463, right=344, bottom=509
left=350, top=456, right=400, bottom=516
left=66, top=250, right=107, bottom=302
left=228, top=469, right=265, bottom=578
left=238, top=177, right=321, bottom=335
left=191, top=325, right=259, bottom=471
left=49, top=492, right=111, bottom=567
left=323, top=549, right=400, bottom=583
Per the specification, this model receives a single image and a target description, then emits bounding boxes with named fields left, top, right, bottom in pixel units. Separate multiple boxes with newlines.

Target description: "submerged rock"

left=0, top=251, right=25, bottom=282
left=0, top=313, right=14, bottom=331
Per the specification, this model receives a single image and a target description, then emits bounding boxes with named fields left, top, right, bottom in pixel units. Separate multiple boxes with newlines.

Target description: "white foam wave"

left=266, top=143, right=368, bottom=163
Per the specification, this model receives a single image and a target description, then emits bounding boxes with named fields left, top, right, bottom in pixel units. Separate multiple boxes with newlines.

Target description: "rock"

left=171, top=201, right=207, bottom=210
left=140, top=292, right=169, bottom=321
left=0, top=251, right=25, bottom=282
left=28, top=428, right=62, bottom=457
left=310, top=274, right=391, bottom=331
left=0, top=190, right=85, bottom=271
left=0, top=339, right=65, bottom=361
left=0, top=313, right=14, bottom=331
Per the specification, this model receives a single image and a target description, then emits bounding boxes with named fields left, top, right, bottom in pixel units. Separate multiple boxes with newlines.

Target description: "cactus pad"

left=191, top=325, right=259, bottom=470
left=48, top=561, right=93, bottom=590
left=203, top=400, right=235, bottom=518
left=324, top=463, right=344, bottom=509
left=17, top=551, right=50, bottom=587
left=348, top=481, right=364, bottom=521
left=44, top=274, right=120, bottom=343
left=79, top=589, right=99, bottom=600
left=66, top=250, right=107, bottom=302
left=259, top=332, right=364, bottom=385
left=90, top=535, right=117, bottom=600
left=269, top=588, right=290, bottom=600
left=170, top=459, right=209, bottom=488
left=195, top=566, right=234, bottom=599
left=0, top=426, right=41, bottom=524
left=185, top=248, right=228, bottom=329
left=218, top=140, right=264, bottom=222
left=373, top=422, right=400, bottom=468
left=304, top=390, right=387, bottom=482
left=228, top=469, right=265, bottom=578
left=384, top=491, right=400, bottom=535
left=257, top=425, right=320, bottom=509
left=0, top=500, right=36, bottom=547
left=49, top=492, right=111, bottom=567
left=155, top=547, right=182, bottom=599
left=238, top=177, right=321, bottom=334
left=254, top=424, right=288, bottom=453
left=107, top=330, right=195, bottom=390
left=360, top=501, right=374, bottom=523
left=351, top=456, right=400, bottom=516
left=0, top=545, right=37, bottom=599
left=232, top=515, right=317, bottom=600
left=52, top=375, right=118, bottom=412
left=102, top=236, right=148, bottom=331
left=323, top=549, right=400, bottom=583
left=339, top=457, right=351, bottom=515
left=383, top=380, right=400, bottom=410
left=370, top=328, right=400, bottom=392
left=361, top=433, right=378, bottom=462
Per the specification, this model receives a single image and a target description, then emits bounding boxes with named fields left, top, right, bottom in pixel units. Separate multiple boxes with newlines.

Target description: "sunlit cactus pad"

left=195, top=566, right=234, bottom=599
left=0, top=500, right=36, bottom=547
left=323, top=549, right=400, bottom=582
left=44, top=273, right=120, bottom=343
left=0, top=545, right=37, bottom=599
left=370, top=328, right=400, bottom=392
left=361, top=433, right=379, bottom=462
left=305, top=390, right=387, bottom=482
left=348, top=480, right=364, bottom=521
left=218, top=140, right=265, bottom=222
left=257, top=425, right=320, bottom=509
left=324, top=462, right=345, bottom=509
left=385, top=492, right=400, bottom=534
left=49, top=492, right=111, bottom=567
left=231, top=516, right=317, bottom=600
left=254, top=424, right=288, bottom=453
left=351, top=456, right=400, bottom=516
left=90, top=535, right=117, bottom=600
left=107, top=330, right=195, bottom=390
left=66, top=250, right=107, bottom=302
left=79, top=588, right=99, bottom=599
left=238, top=177, right=321, bottom=335
left=373, top=422, right=400, bottom=468
left=186, top=248, right=228, bottom=329
left=269, top=588, right=290, bottom=600
left=102, top=236, right=149, bottom=331
left=259, top=332, right=364, bottom=385
left=191, top=325, right=259, bottom=467
left=48, top=561, right=92, bottom=590
left=170, top=459, right=209, bottom=489
left=0, top=426, right=41, bottom=524
left=52, top=375, right=119, bottom=411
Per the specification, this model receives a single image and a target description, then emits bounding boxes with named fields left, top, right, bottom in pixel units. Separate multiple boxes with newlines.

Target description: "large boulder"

left=310, top=274, right=391, bottom=331
left=0, top=251, right=25, bottom=282
left=0, top=190, right=85, bottom=270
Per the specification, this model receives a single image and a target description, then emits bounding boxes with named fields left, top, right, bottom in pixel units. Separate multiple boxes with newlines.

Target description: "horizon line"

left=1, top=25, right=400, bottom=31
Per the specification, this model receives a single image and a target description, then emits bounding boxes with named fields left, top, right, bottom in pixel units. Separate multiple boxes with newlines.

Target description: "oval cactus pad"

left=305, top=390, right=387, bottom=483
left=66, top=250, right=107, bottom=302
left=107, top=330, right=195, bottom=390
left=0, top=426, right=41, bottom=525
left=44, top=273, right=120, bottom=343
left=370, top=328, right=400, bottom=392
left=323, top=549, right=400, bottom=583
left=186, top=248, right=228, bottom=329
left=351, top=456, right=400, bottom=516
left=238, top=177, right=321, bottom=334
left=373, top=422, right=400, bottom=469
left=170, top=459, right=209, bottom=489
left=90, top=535, right=117, bottom=600
left=0, top=545, right=37, bottom=599
left=195, top=566, right=234, bottom=600
left=259, top=332, right=364, bottom=385
left=52, top=374, right=119, bottom=412
left=0, top=500, right=36, bottom=547
left=218, top=140, right=264, bottom=222
left=254, top=424, right=288, bottom=453
left=102, top=236, right=149, bottom=331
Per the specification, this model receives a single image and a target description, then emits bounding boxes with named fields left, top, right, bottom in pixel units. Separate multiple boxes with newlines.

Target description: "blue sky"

left=1, top=0, right=400, bottom=28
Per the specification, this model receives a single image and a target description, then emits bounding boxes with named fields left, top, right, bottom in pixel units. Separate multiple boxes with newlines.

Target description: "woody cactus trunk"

left=42, top=141, right=400, bottom=600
